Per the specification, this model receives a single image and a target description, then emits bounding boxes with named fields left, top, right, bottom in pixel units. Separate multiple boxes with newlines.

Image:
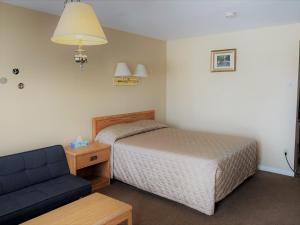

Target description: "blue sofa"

left=0, top=145, right=91, bottom=225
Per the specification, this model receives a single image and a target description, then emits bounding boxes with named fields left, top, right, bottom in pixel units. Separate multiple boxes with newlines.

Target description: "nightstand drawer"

left=76, top=151, right=102, bottom=169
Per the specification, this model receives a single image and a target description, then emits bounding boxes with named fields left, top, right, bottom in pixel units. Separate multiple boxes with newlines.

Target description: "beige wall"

left=1, top=2, right=299, bottom=176
left=0, top=3, right=166, bottom=156
left=167, top=24, right=300, bottom=174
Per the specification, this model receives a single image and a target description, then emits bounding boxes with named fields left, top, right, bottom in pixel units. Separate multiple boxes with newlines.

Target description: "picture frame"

left=210, top=49, right=236, bottom=72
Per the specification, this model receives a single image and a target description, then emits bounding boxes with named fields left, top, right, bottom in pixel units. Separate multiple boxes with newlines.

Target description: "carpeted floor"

left=99, top=171, right=300, bottom=225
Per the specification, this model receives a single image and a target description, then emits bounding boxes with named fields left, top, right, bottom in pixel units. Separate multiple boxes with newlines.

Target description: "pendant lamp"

left=51, top=0, right=107, bottom=69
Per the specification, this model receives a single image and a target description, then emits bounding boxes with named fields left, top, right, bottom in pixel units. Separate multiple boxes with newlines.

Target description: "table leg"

left=128, top=210, right=132, bottom=225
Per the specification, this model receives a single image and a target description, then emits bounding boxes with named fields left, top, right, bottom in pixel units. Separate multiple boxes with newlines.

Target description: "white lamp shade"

left=51, top=2, right=107, bottom=46
left=114, top=63, right=132, bottom=77
left=134, top=64, right=148, bottom=77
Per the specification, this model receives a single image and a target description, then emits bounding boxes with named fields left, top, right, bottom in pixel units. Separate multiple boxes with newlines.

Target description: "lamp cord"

left=284, top=152, right=299, bottom=176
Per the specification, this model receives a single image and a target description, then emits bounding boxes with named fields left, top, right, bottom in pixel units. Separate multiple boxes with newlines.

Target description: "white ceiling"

left=2, top=0, right=300, bottom=40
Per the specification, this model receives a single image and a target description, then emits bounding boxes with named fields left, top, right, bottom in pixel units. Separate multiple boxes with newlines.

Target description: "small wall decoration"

left=12, top=68, right=20, bottom=75
left=211, top=49, right=236, bottom=72
left=0, top=67, right=24, bottom=89
left=0, top=77, right=8, bottom=84
left=18, top=83, right=24, bottom=89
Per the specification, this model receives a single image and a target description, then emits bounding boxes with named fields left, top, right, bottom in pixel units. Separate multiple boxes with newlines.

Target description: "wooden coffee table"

left=22, top=193, right=132, bottom=225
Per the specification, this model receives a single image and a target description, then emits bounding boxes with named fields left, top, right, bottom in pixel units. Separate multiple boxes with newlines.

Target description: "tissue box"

left=70, top=140, right=89, bottom=149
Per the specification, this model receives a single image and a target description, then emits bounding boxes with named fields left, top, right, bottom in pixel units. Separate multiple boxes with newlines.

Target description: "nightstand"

left=64, top=142, right=111, bottom=191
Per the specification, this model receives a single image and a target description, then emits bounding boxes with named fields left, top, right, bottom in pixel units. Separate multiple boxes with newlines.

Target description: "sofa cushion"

left=0, top=145, right=69, bottom=195
left=0, top=155, right=30, bottom=195
left=0, top=175, right=91, bottom=225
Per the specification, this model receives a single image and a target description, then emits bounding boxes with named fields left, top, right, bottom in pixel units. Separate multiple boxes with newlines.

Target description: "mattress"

left=96, top=121, right=257, bottom=215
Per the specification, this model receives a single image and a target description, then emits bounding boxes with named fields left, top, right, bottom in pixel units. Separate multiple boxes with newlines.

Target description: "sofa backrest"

left=0, top=145, right=70, bottom=195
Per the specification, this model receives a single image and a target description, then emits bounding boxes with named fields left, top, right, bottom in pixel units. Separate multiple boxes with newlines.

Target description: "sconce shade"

left=51, top=2, right=107, bottom=46
left=114, top=63, right=132, bottom=77
left=134, top=64, right=148, bottom=77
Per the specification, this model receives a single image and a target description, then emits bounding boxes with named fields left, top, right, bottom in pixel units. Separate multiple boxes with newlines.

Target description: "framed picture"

left=211, top=49, right=236, bottom=72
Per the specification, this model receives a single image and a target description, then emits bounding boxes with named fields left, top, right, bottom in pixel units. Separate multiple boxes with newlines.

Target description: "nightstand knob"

left=90, top=155, right=98, bottom=161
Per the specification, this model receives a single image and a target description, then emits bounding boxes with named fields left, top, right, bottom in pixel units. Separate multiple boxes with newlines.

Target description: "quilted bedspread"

left=98, top=125, right=257, bottom=215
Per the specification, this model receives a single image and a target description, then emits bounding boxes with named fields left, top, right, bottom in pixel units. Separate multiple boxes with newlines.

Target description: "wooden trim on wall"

left=92, top=110, right=155, bottom=140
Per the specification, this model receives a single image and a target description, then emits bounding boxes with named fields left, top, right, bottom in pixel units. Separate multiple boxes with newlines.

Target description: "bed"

left=92, top=110, right=257, bottom=215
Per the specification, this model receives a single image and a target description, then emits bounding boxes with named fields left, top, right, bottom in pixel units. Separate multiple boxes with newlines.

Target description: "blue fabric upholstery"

left=0, top=145, right=69, bottom=195
left=0, top=145, right=91, bottom=225
left=0, top=175, right=91, bottom=225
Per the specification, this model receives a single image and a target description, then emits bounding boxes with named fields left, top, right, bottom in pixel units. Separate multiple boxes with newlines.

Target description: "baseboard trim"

left=258, top=164, right=294, bottom=177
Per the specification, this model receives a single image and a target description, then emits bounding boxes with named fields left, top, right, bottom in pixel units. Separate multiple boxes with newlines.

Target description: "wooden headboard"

left=92, top=110, right=155, bottom=140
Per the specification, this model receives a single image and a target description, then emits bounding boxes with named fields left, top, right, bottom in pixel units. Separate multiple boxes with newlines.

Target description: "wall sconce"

left=113, top=62, right=148, bottom=86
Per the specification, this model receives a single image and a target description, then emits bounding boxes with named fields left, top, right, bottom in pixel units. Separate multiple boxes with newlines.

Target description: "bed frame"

left=92, top=110, right=155, bottom=140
